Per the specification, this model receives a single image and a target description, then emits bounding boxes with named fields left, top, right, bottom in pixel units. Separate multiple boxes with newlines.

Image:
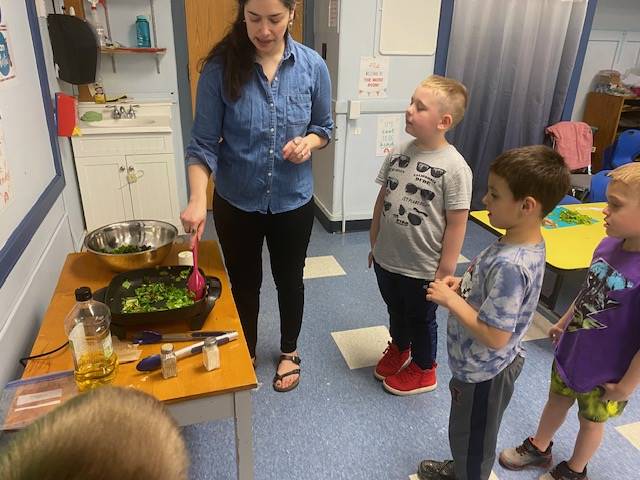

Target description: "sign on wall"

left=358, top=56, right=389, bottom=98
left=0, top=28, right=15, bottom=82
left=376, top=114, right=402, bottom=156
left=379, top=0, right=441, bottom=56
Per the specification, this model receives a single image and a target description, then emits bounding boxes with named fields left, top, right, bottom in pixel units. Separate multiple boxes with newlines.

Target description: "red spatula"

left=186, top=234, right=206, bottom=301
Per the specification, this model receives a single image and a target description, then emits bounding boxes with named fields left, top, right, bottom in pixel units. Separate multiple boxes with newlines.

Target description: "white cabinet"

left=72, top=132, right=182, bottom=232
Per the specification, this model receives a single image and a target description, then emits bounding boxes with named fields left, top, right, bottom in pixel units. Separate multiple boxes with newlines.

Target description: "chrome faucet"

left=119, top=106, right=126, bottom=118
left=126, top=105, right=138, bottom=119
left=111, top=105, right=121, bottom=119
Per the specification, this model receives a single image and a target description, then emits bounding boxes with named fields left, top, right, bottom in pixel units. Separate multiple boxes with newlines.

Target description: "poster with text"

left=0, top=28, right=15, bottom=82
left=358, top=57, right=389, bottom=98
left=376, top=114, right=402, bottom=156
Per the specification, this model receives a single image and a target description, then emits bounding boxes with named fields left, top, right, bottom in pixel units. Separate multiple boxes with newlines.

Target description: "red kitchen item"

left=56, top=92, right=77, bottom=137
left=187, top=234, right=206, bottom=301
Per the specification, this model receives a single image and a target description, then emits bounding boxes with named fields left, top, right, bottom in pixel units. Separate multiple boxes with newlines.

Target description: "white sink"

left=91, top=118, right=156, bottom=127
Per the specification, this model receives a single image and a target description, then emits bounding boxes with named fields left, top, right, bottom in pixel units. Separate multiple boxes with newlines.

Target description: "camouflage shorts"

left=550, top=363, right=627, bottom=423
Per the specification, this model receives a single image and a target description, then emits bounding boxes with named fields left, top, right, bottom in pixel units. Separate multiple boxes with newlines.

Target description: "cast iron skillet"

left=96, top=266, right=222, bottom=339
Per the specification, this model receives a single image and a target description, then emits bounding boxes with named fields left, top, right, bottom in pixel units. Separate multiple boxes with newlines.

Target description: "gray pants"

left=449, top=355, right=524, bottom=480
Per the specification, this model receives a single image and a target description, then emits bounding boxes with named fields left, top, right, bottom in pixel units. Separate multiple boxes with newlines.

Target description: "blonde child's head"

left=419, top=75, right=468, bottom=128
left=406, top=75, right=467, bottom=148
left=1, top=387, right=189, bottom=480
left=603, top=162, right=640, bottom=243
left=608, top=162, right=640, bottom=197
left=486, top=145, right=570, bottom=220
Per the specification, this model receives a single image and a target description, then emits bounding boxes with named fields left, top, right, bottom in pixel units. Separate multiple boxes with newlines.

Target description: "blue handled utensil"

left=132, top=330, right=233, bottom=344
left=135, top=331, right=238, bottom=372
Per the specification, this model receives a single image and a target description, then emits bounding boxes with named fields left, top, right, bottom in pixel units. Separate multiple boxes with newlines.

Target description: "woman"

left=181, top=0, right=333, bottom=392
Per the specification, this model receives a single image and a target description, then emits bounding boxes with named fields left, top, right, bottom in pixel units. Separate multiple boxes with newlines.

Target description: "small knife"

left=135, top=331, right=239, bottom=372
left=132, top=330, right=233, bottom=345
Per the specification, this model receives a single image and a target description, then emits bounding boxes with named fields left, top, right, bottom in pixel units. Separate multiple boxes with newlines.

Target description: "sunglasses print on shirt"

left=398, top=204, right=429, bottom=226
left=383, top=201, right=392, bottom=216
left=405, top=182, right=435, bottom=201
left=416, top=162, right=446, bottom=178
left=390, top=154, right=411, bottom=168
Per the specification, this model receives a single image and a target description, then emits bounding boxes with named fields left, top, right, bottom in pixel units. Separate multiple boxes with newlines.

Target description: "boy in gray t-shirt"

left=417, top=146, right=570, bottom=480
left=369, top=75, right=472, bottom=396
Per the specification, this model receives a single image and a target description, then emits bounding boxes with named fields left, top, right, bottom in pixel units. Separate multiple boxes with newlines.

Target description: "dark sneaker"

left=383, top=361, right=437, bottom=395
left=417, top=459, right=456, bottom=480
left=499, top=437, right=553, bottom=470
left=539, top=461, right=588, bottom=480
left=374, top=341, right=410, bottom=380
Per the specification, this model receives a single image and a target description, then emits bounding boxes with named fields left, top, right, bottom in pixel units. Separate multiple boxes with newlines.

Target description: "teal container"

left=136, top=15, right=151, bottom=48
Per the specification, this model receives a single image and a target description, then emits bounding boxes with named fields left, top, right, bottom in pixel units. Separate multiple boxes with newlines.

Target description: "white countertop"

left=77, top=116, right=173, bottom=135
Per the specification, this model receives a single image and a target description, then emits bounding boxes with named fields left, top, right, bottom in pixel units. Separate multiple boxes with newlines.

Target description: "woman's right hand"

left=180, top=198, right=207, bottom=248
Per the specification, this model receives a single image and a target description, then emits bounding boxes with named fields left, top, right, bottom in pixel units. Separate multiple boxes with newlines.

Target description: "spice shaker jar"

left=202, top=337, right=220, bottom=371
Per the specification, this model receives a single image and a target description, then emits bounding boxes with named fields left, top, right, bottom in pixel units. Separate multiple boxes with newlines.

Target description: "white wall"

left=0, top=11, right=85, bottom=387
left=571, top=1, right=640, bottom=120
left=591, top=0, right=640, bottom=32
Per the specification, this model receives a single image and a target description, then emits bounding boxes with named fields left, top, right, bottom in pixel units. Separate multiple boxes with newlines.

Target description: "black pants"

left=449, top=355, right=525, bottom=480
left=373, top=261, right=438, bottom=370
left=213, top=192, right=314, bottom=358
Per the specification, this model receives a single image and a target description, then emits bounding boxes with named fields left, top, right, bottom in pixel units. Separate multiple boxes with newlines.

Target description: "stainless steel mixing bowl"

left=84, top=220, right=178, bottom=271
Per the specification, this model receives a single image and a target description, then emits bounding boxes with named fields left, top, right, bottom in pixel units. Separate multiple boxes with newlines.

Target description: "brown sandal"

left=272, top=354, right=301, bottom=392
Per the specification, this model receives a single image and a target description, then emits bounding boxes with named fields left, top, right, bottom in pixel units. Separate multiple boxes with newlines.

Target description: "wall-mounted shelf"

left=102, top=0, right=163, bottom=74
left=101, top=47, right=167, bottom=73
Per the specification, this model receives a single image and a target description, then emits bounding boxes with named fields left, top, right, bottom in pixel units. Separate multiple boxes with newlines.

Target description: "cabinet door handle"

left=119, top=166, right=125, bottom=172
left=128, top=166, right=135, bottom=172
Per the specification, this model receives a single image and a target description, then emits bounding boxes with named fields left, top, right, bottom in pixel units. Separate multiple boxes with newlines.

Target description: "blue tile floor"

left=183, top=217, right=640, bottom=479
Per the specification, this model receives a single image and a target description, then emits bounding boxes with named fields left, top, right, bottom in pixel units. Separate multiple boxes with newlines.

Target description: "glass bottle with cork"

left=64, top=287, right=118, bottom=391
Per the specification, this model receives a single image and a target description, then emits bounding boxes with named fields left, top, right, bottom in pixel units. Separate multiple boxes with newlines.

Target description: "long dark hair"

left=199, top=0, right=295, bottom=101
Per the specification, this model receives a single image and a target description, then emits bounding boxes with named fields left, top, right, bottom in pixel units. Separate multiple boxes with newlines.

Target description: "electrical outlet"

left=353, top=127, right=362, bottom=135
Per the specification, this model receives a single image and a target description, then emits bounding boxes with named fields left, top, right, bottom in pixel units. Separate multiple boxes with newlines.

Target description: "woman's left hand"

left=283, top=136, right=311, bottom=164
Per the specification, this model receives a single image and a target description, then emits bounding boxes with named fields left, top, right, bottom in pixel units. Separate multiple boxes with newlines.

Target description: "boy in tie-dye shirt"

left=417, top=146, right=570, bottom=480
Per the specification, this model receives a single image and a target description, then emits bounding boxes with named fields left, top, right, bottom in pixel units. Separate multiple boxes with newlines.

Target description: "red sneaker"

left=383, top=361, right=437, bottom=395
left=374, top=341, right=411, bottom=380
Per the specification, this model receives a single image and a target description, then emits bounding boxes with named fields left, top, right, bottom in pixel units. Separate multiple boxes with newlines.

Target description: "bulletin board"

left=0, top=1, right=65, bottom=288
left=379, top=0, right=441, bottom=56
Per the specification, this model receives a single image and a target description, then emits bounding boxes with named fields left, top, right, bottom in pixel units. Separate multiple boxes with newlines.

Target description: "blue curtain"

left=445, top=0, right=589, bottom=208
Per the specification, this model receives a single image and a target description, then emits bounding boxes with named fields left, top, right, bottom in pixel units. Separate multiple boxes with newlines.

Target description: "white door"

left=75, top=155, right=133, bottom=231
left=127, top=154, right=180, bottom=228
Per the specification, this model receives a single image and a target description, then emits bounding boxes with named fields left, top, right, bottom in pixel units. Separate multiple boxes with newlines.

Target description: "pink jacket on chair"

left=546, top=121, right=593, bottom=171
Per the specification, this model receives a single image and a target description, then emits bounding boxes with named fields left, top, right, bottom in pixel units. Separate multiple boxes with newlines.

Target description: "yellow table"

left=470, top=203, right=606, bottom=311
left=22, top=241, right=257, bottom=480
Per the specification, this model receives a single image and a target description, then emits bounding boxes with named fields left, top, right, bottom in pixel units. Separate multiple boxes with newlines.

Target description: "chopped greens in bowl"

left=98, top=244, right=152, bottom=254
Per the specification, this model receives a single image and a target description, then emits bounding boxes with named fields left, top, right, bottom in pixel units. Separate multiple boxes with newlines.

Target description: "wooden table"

left=22, top=241, right=257, bottom=480
left=470, top=203, right=607, bottom=314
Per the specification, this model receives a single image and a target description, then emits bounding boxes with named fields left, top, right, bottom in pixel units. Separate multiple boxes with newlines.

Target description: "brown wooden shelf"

left=583, top=92, right=640, bottom=171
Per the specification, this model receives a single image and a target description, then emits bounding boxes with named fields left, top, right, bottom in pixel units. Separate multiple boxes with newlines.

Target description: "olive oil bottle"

left=64, top=287, right=118, bottom=391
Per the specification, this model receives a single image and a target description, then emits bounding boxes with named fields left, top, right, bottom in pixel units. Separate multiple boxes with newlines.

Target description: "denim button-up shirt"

left=185, top=36, right=334, bottom=214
